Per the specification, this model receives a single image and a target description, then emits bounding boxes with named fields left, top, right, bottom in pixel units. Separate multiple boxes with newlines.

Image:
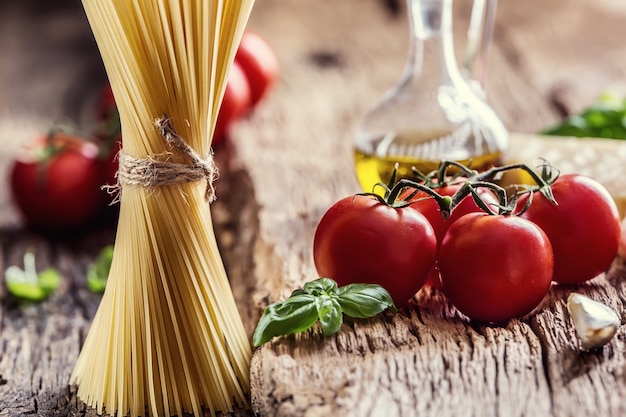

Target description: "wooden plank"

left=243, top=133, right=626, bottom=417
left=1, top=0, right=626, bottom=416
left=236, top=1, right=626, bottom=416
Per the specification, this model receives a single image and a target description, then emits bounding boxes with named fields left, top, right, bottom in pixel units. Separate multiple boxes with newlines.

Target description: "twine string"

left=106, top=114, right=218, bottom=203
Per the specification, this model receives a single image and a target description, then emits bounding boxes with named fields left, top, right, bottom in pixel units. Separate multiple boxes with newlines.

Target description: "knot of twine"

left=107, top=115, right=218, bottom=203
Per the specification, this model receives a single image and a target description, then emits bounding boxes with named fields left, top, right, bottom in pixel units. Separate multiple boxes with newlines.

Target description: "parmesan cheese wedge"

left=507, top=133, right=626, bottom=218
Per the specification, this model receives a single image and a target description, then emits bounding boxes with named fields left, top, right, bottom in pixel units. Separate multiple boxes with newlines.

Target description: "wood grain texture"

left=2, top=0, right=626, bottom=416
left=239, top=1, right=626, bottom=416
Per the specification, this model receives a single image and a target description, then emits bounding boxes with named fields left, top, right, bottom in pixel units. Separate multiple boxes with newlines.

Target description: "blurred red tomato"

left=100, top=136, right=122, bottom=189
left=213, top=61, right=252, bottom=146
left=10, top=132, right=107, bottom=232
left=235, top=31, right=279, bottom=106
left=95, top=83, right=116, bottom=122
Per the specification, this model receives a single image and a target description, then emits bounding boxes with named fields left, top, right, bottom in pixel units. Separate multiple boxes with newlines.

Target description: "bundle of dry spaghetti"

left=71, top=1, right=254, bottom=416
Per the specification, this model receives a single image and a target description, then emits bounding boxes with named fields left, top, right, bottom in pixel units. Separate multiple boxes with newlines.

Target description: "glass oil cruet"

left=354, top=0, right=508, bottom=193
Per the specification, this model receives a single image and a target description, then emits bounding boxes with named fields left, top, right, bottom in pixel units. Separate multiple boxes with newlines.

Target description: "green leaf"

left=252, top=293, right=319, bottom=347
left=5, top=281, right=48, bottom=301
left=252, top=278, right=398, bottom=347
left=336, top=283, right=398, bottom=318
left=86, top=245, right=114, bottom=293
left=315, top=294, right=343, bottom=336
left=303, top=277, right=337, bottom=296
left=37, top=268, right=61, bottom=293
left=4, top=251, right=61, bottom=302
left=542, top=93, right=626, bottom=140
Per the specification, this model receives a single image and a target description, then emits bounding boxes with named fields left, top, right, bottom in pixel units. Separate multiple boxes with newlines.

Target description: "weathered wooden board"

left=2, top=0, right=626, bottom=416
left=236, top=1, right=626, bottom=416
left=244, top=132, right=626, bottom=417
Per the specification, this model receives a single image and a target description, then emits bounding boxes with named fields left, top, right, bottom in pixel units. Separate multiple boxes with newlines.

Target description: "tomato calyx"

left=24, top=128, right=95, bottom=162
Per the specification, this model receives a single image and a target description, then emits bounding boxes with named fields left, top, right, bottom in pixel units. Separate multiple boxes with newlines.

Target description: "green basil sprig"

left=542, top=92, right=626, bottom=139
left=5, top=250, right=61, bottom=302
left=253, top=278, right=397, bottom=347
left=86, top=244, right=114, bottom=293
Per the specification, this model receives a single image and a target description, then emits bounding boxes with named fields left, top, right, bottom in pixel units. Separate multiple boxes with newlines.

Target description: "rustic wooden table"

left=1, top=0, right=626, bottom=416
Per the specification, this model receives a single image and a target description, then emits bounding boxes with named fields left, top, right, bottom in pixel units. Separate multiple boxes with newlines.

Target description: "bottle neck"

left=405, top=0, right=459, bottom=86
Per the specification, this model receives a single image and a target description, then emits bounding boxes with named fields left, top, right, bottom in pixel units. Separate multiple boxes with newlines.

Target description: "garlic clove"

left=566, top=292, right=620, bottom=350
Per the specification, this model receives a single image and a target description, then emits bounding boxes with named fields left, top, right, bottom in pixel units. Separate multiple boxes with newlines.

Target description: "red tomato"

left=213, top=61, right=252, bottom=146
left=313, top=194, right=437, bottom=306
left=235, top=31, right=279, bottom=106
left=99, top=136, right=122, bottom=189
left=403, top=183, right=499, bottom=288
left=518, top=174, right=621, bottom=284
left=95, top=83, right=116, bottom=122
left=439, top=212, right=554, bottom=323
left=10, top=132, right=106, bottom=232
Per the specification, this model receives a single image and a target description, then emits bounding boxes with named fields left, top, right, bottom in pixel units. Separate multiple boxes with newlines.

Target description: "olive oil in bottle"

left=354, top=0, right=508, bottom=192
left=355, top=144, right=503, bottom=193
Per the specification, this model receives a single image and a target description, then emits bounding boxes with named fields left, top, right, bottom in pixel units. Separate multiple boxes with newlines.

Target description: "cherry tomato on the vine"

left=313, top=194, right=437, bottom=307
left=439, top=212, right=554, bottom=323
left=518, top=173, right=621, bottom=284
left=403, top=183, right=499, bottom=288
left=407, top=185, right=498, bottom=243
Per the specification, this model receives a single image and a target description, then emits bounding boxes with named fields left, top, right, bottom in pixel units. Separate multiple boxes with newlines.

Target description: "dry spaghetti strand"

left=72, top=1, right=254, bottom=416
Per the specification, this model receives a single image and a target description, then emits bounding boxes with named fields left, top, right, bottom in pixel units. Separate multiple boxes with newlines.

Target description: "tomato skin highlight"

left=313, top=194, right=437, bottom=307
left=519, top=174, right=621, bottom=284
left=439, top=212, right=554, bottom=323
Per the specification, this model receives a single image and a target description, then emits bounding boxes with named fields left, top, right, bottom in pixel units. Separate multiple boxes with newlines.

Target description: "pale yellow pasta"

left=71, top=1, right=254, bottom=416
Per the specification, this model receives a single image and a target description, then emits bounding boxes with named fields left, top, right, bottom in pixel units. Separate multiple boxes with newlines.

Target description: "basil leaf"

left=86, top=245, right=114, bottom=293
left=252, top=278, right=398, bottom=347
left=252, top=293, right=319, bottom=347
left=290, top=288, right=307, bottom=297
left=542, top=93, right=626, bottom=139
left=303, top=277, right=337, bottom=296
left=5, top=281, right=47, bottom=301
left=336, top=283, right=398, bottom=318
left=315, top=294, right=343, bottom=336
left=5, top=251, right=61, bottom=302
left=37, top=268, right=61, bottom=294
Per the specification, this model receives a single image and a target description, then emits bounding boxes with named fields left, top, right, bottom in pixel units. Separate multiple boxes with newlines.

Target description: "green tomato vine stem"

left=366, top=159, right=560, bottom=220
